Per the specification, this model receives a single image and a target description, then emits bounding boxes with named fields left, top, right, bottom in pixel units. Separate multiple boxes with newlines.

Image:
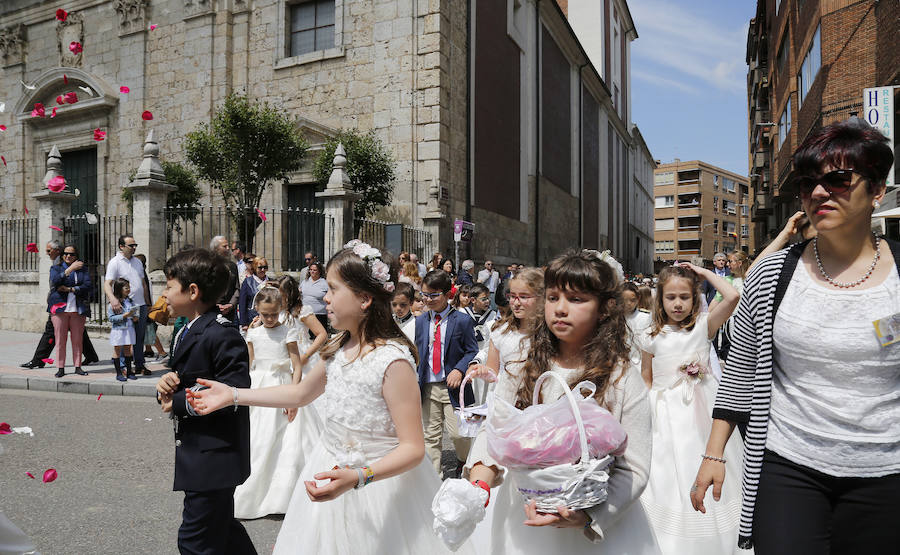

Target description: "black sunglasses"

left=257, top=265, right=268, bottom=270
left=122, top=243, right=138, bottom=248
left=793, top=169, right=868, bottom=199
left=63, top=251, right=77, bottom=256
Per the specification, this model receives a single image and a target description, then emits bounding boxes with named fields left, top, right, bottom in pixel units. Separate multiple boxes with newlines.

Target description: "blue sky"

left=629, top=0, right=756, bottom=176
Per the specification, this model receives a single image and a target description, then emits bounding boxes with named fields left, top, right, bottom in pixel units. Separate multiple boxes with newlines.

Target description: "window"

left=741, top=204, right=749, bottom=216
left=714, top=240, right=719, bottom=252
left=655, top=195, right=674, bottom=208
left=722, top=177, right=736, bottom=193
left=776, top=32, right=788, bottom=75
left=713, top=195, right=719, bottom=213
left=779, top=98, right=791, bottom=148
left=741, top=224, right=749, bottom=237
left=798, top=25, right=821, bottom=107
left=724, top=200, right=736, bottom=214
left=713, top=175, right=719, bottom=189
left=713, top=218, right=719, bottom=233
left=654, top=171, right=674, bottom=185
left=724, top=221, right=736, bottom=235
left=289, top=0, right=335, bottom=57
left=655, top=218, right=675, bottom=231
left=655, top=241, right=675, bottom=253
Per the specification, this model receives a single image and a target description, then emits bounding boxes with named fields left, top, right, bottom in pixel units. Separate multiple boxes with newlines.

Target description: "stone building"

left=745, top=0, right=899, bottom=249
left=653, top=160, right=751, bottom=270
left=0, top=0, right=654, bottom=272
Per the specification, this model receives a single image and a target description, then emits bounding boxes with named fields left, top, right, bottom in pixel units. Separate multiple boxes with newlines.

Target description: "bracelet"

left=701, top=453, right=726, bottom=464
left=232, top=387, right=239, bottom=412
left=354, top=466, right=375, bottom=489
left=471, top=479, right=491, bottom=507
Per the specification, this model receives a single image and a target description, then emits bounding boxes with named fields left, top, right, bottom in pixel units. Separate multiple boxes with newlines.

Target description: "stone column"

left=421, top=177, right=445, bottom=259
left=316, top=143, right=360, bottom=261
left=124, top=130, right=174, bottom=272
left=31, top=146, right=75, bottom=288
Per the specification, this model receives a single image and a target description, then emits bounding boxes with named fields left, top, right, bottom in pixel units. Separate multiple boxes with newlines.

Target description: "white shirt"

left=477, top=269, right=500, bottom=292
left=394, top=312, right=416, bottom=343
left=425, top=305, right=453, bottom=384
left=105, top=253, right=147, bottom=307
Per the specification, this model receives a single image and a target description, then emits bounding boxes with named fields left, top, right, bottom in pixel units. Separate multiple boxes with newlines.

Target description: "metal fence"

left=63, top=213, right=132, bottom=326
left=354, top=218, right=433, bottom=260
left=0, top=217, right=39, bottom=272
left=164, top=205, right=333, bottom=272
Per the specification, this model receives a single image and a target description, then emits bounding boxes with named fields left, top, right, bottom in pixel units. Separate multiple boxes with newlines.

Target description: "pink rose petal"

left=48, top=175, right=66, bottom=193
left=26, top=243, right=38, bottom=253
left=0, top=422, right=11, bottom=434
left=93, top=128, right=106, bottom=142
left=149, top=24, right=158, bottom=30
left=56, top=95, right=65, bottom=105
left=63, top=74, right=68, bottom=84
left=49, top=225, right=62, bottom=231
left=68, top=41, right=83, bottom=55
left=63, top=92, right=78, bottom=104
left=119, top=86, right=130, bottom=94
left=1, top=156, right=7, bottom=167
left=31, top=103, right=45, bottom=118
left=26, top=472, right=36, bottom=479
left=42, top=469, right=58, bottom=483
left=56, top=9, right=68, bottom=21
left=97, top=393, right=103, bottom=401
left=0, top=125, right=6, bottom=131
left=256, top=209, right=267, bottom=222
left=24, top=207, right=29, bottom=214
left=141, top=110, right=153, bottom=121
left=41, top=358, right=54, bottom=364
left=50, top=302, right=66, bottom=313
left=50, top=107, right=58, bottom=118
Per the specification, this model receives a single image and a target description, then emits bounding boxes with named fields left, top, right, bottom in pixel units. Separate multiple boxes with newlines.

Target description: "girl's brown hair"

left=637, top=285, right=653, bottom=311
left=253, top=284, right=282, bottom=310
left=650, top=265, right=702, bottom=337
left=278, top=275, right=303, bottom=317
left=402, top=262, right=422, bottom=285
left=492, top=266, right=544, bottom=333
left=319, top=248, right=418, bottom=364
left=728, top=250, right=750, bottom=279
left=514, top=251, right=629, bottom=410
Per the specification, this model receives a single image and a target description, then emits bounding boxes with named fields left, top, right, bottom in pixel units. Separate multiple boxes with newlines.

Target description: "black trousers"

left=178, top=488, right=256, bottom=555
left=753, top=449, right=900, bottom=554
left=31, top=314, right=97, bottom=363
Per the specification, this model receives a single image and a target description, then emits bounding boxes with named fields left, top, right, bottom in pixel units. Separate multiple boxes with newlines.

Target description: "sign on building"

left=453, top=219, right=475, bottom=242
left=863, top=86, right=895, bottom=187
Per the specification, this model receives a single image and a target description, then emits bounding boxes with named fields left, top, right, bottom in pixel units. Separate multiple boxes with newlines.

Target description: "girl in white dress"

left=188, top=242, right=476, bottom=555
left=639, top=263, right=746, bottom=554
left=464, top=251, right=660, bottom=555
left=622, top=282, right=652, bottom=372
left=234, top=286, right=321, bottom=519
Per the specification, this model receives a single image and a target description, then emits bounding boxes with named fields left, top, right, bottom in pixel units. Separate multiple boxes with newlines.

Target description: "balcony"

left=753, top=151, right=768, bottom=169
left=752, top=193, right=772, bottom=221
left=678, top=230, right=701, bottom=240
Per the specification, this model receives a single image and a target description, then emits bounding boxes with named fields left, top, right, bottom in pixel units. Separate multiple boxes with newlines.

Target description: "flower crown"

left=344, top=239, right=395, bottom=292
left=583, top=249, right=625, bottom=285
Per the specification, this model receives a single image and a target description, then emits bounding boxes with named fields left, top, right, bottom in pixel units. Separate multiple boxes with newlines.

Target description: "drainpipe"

left=534, top=0, right=541, bottom=265
left=466, top=0, right=472, bottom=240
left=577, top=61, right=588, bottom=246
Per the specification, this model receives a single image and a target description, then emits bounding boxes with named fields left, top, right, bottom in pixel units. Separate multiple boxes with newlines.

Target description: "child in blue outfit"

left=108, top=277, right=138, bottom=381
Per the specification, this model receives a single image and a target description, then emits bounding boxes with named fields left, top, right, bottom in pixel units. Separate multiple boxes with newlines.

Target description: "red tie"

left=432, top=314, right=442, bottom=375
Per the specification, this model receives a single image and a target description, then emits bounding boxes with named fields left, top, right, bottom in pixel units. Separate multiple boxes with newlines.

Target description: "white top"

left=104, top=253, right=146, bottom=306
left=489, top=321, right=528, bottom=375
left=279, top=306, right=315, bottom=354
left=394, top=313, right=416, bottom=342
left=477, top=269, right=500, bottom=292
left=246, top=323, right=300, bottom=363
left=625, top=310, right=652, bottom=370
left=768, top=262, right=900, bottom=477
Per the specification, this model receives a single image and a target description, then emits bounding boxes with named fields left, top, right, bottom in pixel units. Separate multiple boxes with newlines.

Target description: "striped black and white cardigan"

left=712, top=236, right=900, bottom=549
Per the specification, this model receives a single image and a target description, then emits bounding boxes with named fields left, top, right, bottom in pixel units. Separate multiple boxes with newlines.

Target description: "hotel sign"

left=863, top=86, right=895, bottom=187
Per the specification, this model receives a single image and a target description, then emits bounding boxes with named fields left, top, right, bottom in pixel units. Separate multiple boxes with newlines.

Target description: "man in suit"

left=211, top=236, right=240, bottom=324
left=702, top=252, right=732, bottom=304
left=21, top=240, right=99, bottom=369
left=416, top=270, right=479, bottom=478
left=155, top=248, right=255, bottom=555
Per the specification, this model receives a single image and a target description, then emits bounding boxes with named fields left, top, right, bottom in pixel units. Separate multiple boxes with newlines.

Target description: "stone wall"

left=0, top=273, right=46, bottom=333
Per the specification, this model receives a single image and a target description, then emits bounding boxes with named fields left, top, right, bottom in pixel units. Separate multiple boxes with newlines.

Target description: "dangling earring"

left=874, top=200, right=881, bottom=209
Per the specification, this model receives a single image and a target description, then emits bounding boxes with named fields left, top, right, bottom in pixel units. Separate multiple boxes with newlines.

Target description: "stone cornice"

left=1, top=0, right=110, bottom=28
left=0, top=23, right=26, bottom=67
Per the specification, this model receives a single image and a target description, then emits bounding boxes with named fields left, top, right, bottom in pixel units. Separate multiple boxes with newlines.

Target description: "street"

left=0, top=389, right=281, bottom=555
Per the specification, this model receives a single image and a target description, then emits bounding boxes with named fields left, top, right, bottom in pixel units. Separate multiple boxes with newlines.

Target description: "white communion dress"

left=639, top=313, right=747, bottom=554
left=234, top=323, right=323, bottom=519
left=273, top=341, right=477, bottom=555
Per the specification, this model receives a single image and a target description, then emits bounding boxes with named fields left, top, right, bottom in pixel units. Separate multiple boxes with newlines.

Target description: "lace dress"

left=639, top=313, right=747, bottom=554
left=280, top=307, right=325, bottom=415
left=273, top=341, right=477, bottom=555
left=234, top=323, right=323, bottom=519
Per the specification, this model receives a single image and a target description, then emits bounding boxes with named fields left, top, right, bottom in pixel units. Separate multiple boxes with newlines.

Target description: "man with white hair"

left=456, top=259, right=475, bottom=285
left=703, top=252, right=732, bottom=304
left=210, top=236, right=240, bottom=323
left=410, top=253, right=427, bottom=279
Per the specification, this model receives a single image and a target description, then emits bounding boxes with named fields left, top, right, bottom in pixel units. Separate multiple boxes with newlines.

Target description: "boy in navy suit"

left=416, top=270, right=479, bottom=478
left=155, top=249, right=255, bottom=555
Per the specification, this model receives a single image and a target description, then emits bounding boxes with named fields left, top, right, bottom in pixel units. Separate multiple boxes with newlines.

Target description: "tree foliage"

left=184, top=93, right=308, bottom=249
left=122, top=161, right=204, bottom=246
left=312, top=129, right=396, bottom=220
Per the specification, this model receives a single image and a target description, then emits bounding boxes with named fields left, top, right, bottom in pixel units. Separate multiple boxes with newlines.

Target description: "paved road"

left=0, top=389, right=282, bottom=555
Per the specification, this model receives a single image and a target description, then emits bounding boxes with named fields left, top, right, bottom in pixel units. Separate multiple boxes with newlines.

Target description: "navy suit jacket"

left=169, top=309, right=251, bottom=492
left=703, top=268, right=732, bottom=304
left=415, top=308, right=479, bottom=409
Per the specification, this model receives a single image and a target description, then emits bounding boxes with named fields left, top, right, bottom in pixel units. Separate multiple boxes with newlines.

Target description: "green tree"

left=312, top=129, right=396, bottom=220
left=122, top=160, right=204, bottom=245
left=184, top=93, right=308, bottom=250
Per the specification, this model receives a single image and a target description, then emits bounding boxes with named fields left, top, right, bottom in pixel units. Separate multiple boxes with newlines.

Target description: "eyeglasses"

left=421, top=291, right=443, bottom=300
left=63, top=252, right=77, bottom=256
left=506, top=293, right=536, bottom=303
left=793, top=169, right=868, bottom=199
left=304, top=258, right=312, bottom=262
left=257, top=265, right=268, bottom=270
left=123, top=243, right=138, bottom=249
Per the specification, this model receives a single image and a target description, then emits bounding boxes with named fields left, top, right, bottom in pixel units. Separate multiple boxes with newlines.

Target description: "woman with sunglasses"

left=48, top=245, right=92, bottom=377
left=239, top=256, right=269, bottom=333
left=691, top=119, right=900, bottom=553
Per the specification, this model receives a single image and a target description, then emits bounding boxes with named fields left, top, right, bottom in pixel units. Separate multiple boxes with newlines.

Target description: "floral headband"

left=344, top=239, right=395, bottom=292
left=583, top=249, right=625, bottom=285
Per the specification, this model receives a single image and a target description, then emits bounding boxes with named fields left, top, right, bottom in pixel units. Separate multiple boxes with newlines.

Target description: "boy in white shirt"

left=391, top=282, right=416, bottom=342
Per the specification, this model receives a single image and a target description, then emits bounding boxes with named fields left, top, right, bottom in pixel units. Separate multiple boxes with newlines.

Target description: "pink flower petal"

left=68, top=41, right=83, bottom=55
left=24, top=207, right=29, bottom=214
left=26, top=243, right=38, bottom=253
left=50, top=302, right=66, bottom=313
left=42, top=469, right=58, bottom=483
left=49, top=225, right=62, bottom=232
left=63, top=74, right=68, bottom=84
left=0, top=125, right=6, bottom=131
left=0, top=422, right=11, bottom=434
left=47, top=337, right=52, bottom=345
left=50, top=107, right=58, bottom=118
left=26, top=472, right=35, bottom=479
left=141, top=110, right=153, bottom=121
left=31, top=103, right=45, bottom=118
left=63, top=92, right=78, bottom=104
left=56, top=95, right=65, bottom=105
left=97, top=393, right=103, bottom=401
left=47, top=175, right=66, bottom=193
left=119, top=86, right=130, bottom=94
left=41, top=358, right=54, bottom=364
left=93, top=128, right=106, bottom=142
left=56, top=9, right=68, bottom=21
left=256, top=209, right=267, bottom=222
left=149, top=24, right=158, bottom=30
left=1, top=156, right=7, bottom=167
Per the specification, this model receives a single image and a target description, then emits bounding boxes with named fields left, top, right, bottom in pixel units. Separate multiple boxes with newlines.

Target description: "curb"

left=0, top=372, right=158, bottom=398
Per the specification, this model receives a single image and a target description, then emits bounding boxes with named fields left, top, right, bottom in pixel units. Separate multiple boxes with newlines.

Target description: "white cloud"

left=630, top=0, right=748, bottom=94
left=632, top=69, right=700, bottom=95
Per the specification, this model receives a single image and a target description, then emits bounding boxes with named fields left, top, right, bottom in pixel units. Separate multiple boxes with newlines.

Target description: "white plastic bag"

left=431, top=478, right=488, bottom=551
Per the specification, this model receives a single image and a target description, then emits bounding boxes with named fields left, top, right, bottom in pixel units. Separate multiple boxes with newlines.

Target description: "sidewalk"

left=0, top=329, right=165, bottom=397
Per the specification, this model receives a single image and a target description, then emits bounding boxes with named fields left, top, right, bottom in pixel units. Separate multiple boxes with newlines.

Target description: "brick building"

left=653, top=160, right=751, bottom=270
left=746, top=0, right=899, bottom=250
left=0, top=0, right=655, bottom=272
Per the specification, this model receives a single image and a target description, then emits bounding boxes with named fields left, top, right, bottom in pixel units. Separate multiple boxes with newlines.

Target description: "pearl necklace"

left=813, top=234, right=881, bottom=289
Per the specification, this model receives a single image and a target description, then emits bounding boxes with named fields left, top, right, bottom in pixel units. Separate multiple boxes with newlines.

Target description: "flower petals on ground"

left=26, top=243, right=38, bottom=253
left=0, top=422, right=11, bottom=434
left=42, top=469, right=58, bottom=483
left=47, top=175, right=66, bottom=193
left=68, top=41, right=82, bottom=55
left=141, top=110, right=153, bottom=120
left=56, top=9, right=68, bottom=21
left=93, top=128, right=106, bottom=141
